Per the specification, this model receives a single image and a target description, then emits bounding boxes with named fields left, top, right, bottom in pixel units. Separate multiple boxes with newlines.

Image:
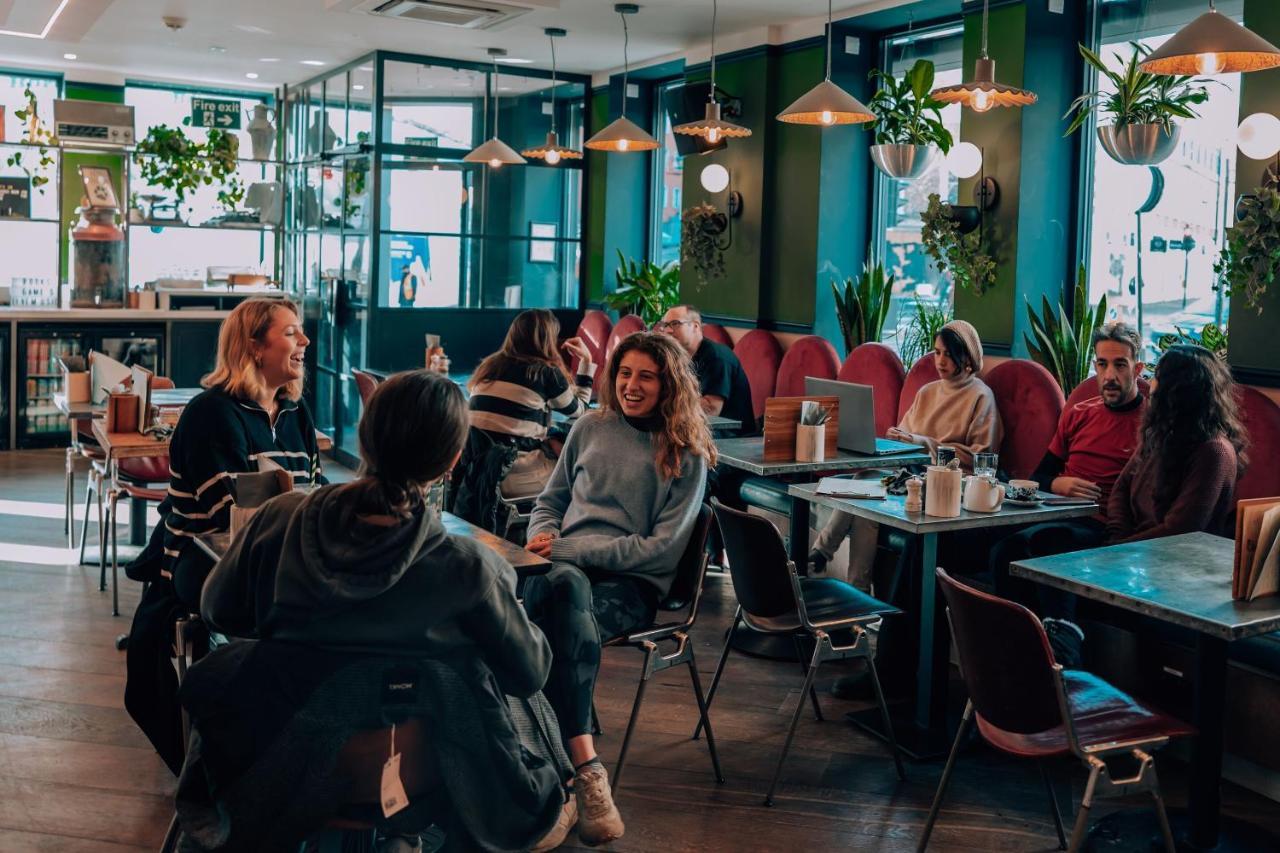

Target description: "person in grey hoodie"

left=522, top=332, right=718, bottom=846
left=201, top=370, right=577, bottom=852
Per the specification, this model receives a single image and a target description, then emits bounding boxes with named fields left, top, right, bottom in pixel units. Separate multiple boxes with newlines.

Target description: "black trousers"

left=988, top=518, right=1108, bottom=620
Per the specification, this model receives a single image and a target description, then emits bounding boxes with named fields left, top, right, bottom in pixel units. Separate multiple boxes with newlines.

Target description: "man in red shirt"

left=990, top=321, right=1145, bottom=665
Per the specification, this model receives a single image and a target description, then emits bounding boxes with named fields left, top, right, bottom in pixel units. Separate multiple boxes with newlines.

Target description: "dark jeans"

left=172, top=543, right=215, bottom=611
left=124, top=576, right=187, bottom=775
left=522, top=564, right=657, bottom=742
left=988, top=518, right=1108, bottom=620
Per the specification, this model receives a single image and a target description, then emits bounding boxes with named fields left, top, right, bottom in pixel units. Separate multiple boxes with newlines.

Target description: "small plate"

left=1004, top=497, right=1042, bottom=508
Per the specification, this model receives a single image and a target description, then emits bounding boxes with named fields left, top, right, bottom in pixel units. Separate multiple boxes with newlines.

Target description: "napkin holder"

left=106, top=392, right=139, bottom=433
left=924, top=465, right=962, bottom=518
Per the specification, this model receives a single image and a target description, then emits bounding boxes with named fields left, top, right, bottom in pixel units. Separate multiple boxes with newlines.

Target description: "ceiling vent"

left=361, top=0, right=538, bottom=29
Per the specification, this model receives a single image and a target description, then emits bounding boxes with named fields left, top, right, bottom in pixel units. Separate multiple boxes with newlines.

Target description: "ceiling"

left=0, top=0, right=910, bottom=92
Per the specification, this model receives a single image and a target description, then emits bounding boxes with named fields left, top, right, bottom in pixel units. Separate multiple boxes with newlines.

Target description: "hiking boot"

left=574, top=761, right=625, bottom=846
left=531, top=792, right=578, bottom=852
left=1043, top=618, right=1085, bottom=668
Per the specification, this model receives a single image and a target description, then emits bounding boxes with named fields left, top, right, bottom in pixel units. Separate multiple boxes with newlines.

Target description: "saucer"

left=1004, top=497, right=1042, bottom=507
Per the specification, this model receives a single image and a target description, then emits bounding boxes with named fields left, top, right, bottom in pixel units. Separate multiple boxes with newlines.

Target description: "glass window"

left=650, top=80, right=683, bottom=267
left=0, top=72, right=61, bottom=290
left=870, top=24, right=965, bottom=357
left=1079, top=0, right=1242, bottom=352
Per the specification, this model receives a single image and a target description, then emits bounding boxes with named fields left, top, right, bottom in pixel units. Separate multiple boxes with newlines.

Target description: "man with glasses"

left=988, top=321, right=1147, bottom=665
left=656, top=305, right=755, bottom=436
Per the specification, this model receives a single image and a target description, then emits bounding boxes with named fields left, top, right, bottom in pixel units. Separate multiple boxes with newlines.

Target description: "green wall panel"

left=60, top=82, right=126, bottom=284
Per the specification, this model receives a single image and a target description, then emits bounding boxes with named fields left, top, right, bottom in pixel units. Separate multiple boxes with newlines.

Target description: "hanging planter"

left=869, top=143, right=938, bottom=180
left=867, top=59, right=951, bottom=181
left=1096, top=123, right=1181, bottom=166
left=682, top=203, right=729, bottom=286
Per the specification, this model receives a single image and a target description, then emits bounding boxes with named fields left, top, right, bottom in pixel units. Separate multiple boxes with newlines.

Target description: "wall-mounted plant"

left=832, top=254, right=894, bottom=354
left=1024, top=263, right=1108, bottom=393
left=205, top=128, right=245, bottom=210
left=920, top=193, right=996, bottom=295
left=898, top=297, right=952, bottom=367
left=4, top=88, right=57, bottom=194
left=604, top=249, right=680, bottom=325
left=867, top=59, right=953, bottom=180
left=1064, top=42, right=1211, bottom=166
left=134, top=124, right=245, bottom=211
left=1215, top=186, right=1280, bottom=315
left=1156, top=322, right=1228, bottom=359
left=681, top=203, right=728, bottom=286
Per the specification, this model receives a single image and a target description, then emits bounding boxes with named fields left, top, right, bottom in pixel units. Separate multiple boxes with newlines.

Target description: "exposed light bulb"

left=820, top=110, right=834, bottom=126
left=489, top=158, right=502, bottom=168
left=706, top=127, right=720, bottom=144
left=972, top=89, right=993, bottom=113
left=545, top=149, right=562, bottom=165
left=618, top=138, right=630, bottom=152
left=1195, top=52, right=1225, bottom=74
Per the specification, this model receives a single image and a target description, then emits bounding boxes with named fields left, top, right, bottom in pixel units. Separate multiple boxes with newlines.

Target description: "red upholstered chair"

left=774, top=335, right=840, bottom=398
left=983, top=360, right=1065, bottom=480
left=702, top=323, right=734, bottom=348
left=352, top=369, right=381, bottom=406
left=1235, top=386, right=1280, bottom=501
left=897, top=354, right=941, bottom=423
left=920, top=569, right=1193, bottom=852
left=838, top=343, right=905, bottom=436
left=734, top=330, right=783, bottom=420
left=575, top=309, right=612, bottom=369
left=1065, top=374, right=1152, bottom=408
left=603, top=313, right=647, bottom=368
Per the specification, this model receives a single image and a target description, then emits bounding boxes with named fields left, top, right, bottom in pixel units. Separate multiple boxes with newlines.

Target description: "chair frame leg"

left=108, top=487, right=123, bottom=616
left=694, top=606, right=740, bottom=741
left=1038, top=760, right=1068, bottom=850
left=764, top=635, right=824, bottom=807
left=686, top=647, right=724, bottom=784
left=78, top=472, right=94, bottom=566
left=917, top=701, right=975, bottom=852
left=612, top=646, right=653, bottom=792
left=792, top=634, right=823, bottom=722
left=867, top=653, right=906, bottom=781
left=1066, top=759, right=1101, bottom=853
left=97, top=483, right=108, bottom=592
left=159, top=813, right=181, bottom=853
left=65, top=446, right=75, bottom=548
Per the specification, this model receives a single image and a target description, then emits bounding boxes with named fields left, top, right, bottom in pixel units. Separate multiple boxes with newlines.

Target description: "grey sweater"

left=528, top=410, right=707, bottom=597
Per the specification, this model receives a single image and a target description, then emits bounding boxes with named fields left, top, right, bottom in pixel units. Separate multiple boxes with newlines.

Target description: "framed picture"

left=528, top=221, right=557, bottom=264
left=79, top=166, right=120, bottom=209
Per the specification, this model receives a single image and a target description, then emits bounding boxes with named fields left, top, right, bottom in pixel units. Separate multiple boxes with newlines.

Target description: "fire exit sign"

left=190, top=97, right=241, bottom=130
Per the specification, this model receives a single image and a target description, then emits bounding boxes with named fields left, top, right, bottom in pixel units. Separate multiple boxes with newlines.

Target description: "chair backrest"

left=702, top=323, right=733, bottom=348
left=982, top=359, right=1065, bottom=479
left=118, top=375, right=176, bottom=482
left=838, top=342, right=905, bottom=436
left=332, top=717, right=437, bottom=805
left=603, top=314, right=648, bottom=367
left=711, top=499, right=797, bottom=620
left=352, top=369, right=381, bottom=406
left=898, top=354, right=941, bottom=422
left=1235, top=385, right=1280, bottom=501
left=661, top=504, right=715, bottom=624
left=1065, top=374, right=1152, bottom=408
left=936, top=568, right=1063, bottom=735
left=734, top=329, right=783, bottom=419
left=775, top=335, right=841, bottom=397
left=152, top=376, right=176, bottom=391
left=576, top=309, right=612, bottom=366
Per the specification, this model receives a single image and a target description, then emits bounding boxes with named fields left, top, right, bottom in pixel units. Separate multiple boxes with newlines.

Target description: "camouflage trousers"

left=522, top=563, right=657, bottom=741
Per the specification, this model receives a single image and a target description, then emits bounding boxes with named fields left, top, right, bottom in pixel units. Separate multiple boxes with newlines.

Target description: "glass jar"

left=71, top=209, right=126, bottom=308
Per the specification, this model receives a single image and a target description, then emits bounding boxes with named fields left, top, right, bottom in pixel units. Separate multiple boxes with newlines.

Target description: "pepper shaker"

left=905, top=476, right=924, bottom=513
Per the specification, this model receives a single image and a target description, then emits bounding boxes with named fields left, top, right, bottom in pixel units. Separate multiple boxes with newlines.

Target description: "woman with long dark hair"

left=1107, top=344, right=1247, bottom=543
left=521, top=332, right=716, bottom=846
left=469, top=308, right=595, bottom=497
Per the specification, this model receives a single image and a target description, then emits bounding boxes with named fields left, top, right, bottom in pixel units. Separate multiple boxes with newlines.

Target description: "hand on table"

left=886, top=427, right=917, bottom=443
left=1052, top=476, right=1102, bottom=501
left=526, top=531, right=556, bottom=558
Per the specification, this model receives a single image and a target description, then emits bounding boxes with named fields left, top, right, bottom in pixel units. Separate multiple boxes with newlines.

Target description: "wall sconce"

left=1237, top=112, right=1280, bottom=188
left=699, top=163, right=744, bottom=218
left=942, top=142, right=998, bottom=233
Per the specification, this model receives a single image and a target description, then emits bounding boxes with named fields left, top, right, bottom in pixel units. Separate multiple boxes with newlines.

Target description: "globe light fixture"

left=931, top=0, right=1037, bottom=111
left=1237, top=113, right=1280, bottom=160
left=586, top=5, right=660, bottom=153
left=521, top=28, right=583, bottom=164
left=464, top=50, right=527, bottom=168
left=945, top=142, right=983, bottom=179
left=1139, top=1, right=1280, bottom=76
left=776, top=0, right=874, bottom=125
left=700, top=163, right=730, bottom=193
left=674, top=0, right=751, bottom=143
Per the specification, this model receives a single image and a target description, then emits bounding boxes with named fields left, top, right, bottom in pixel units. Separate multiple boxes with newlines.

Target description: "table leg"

left=914, top=532, right=947, bottom=732
left=789, top=495, right=810, bottom=574
left=1188, top=632, right=1227, bottom=850
left=129, top=495, right=147, bottom=546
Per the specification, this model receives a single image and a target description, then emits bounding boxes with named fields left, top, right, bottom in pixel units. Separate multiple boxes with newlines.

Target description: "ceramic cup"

left=1007, top=479, right=1040, bottom=501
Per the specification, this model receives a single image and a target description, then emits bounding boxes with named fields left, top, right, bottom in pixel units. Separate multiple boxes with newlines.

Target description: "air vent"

left=367, top=0, right=535, bottom=29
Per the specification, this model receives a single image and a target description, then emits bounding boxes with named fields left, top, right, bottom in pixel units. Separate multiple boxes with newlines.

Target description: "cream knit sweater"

left=898, top=373, right=1003, bottom=472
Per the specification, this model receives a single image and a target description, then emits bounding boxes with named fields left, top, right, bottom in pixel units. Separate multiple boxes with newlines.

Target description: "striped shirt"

left=469, top=360, right=593, bottom=441
left=158, top=387, right=320, bottom=574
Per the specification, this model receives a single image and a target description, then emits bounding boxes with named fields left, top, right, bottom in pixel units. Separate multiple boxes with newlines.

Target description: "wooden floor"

left=1, top=448, right=1277, bottom=852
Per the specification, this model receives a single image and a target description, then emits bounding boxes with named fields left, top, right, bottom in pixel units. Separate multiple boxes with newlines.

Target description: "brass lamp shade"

left=521, top=130, right=583, bottom=163
left=463, top=137, right=527, bottom=166
left=777, top=78, right=875, bottom=125
left=585, top=115, right=660, bottom=152
left=674, top=101, right=752, bottom=140
left=1138, top=8, right=1280, bottom=75
left=931, top=58, right=1037, bottom=110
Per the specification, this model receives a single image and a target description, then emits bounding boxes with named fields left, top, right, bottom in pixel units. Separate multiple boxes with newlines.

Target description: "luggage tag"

left=381, top=723, right=409, bottom=818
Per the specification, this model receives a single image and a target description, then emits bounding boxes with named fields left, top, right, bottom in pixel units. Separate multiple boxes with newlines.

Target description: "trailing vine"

left=4, top=88, right=57, bottom=194
left=920, top=193, right=997, bottom=295
left=681, top=203, right=727, bottom=286
left=1215, top=186, right=1280, bottom=315
left=134, top=123, right=244, bottom=209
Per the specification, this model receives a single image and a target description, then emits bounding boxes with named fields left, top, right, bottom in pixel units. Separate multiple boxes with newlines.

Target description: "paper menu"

left=130, top=364, right=152, bottom=433
left=1233, top=498, right=1280, bottom=600
left=89, top=350, right=132, bottom=404
left=815, top=476, right=886, bottom=500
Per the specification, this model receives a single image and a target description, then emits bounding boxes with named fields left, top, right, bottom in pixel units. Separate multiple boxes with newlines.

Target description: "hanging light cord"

left=825, top=0, right=833, bottom=80
left=492, top=58, right=501, bottom=138
left=980, top=0, right=990, bottom=60
left=549, top=33, right=558, bottom=135
left=621, top=8, right=631, bottom=118
left=709, top=0, right=718, bottom=101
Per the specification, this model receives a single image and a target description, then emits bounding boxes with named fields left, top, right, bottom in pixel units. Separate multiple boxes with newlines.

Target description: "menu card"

left=1234, top=498, right=1280, bottom=601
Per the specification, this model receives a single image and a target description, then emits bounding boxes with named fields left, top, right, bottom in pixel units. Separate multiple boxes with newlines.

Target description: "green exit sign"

left=190, top=97, right=241, bottom=130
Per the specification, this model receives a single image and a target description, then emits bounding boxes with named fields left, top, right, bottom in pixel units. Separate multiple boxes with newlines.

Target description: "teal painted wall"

left=585, top=89, right=609, bottom=303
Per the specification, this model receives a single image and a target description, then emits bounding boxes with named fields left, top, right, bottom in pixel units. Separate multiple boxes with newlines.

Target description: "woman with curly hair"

left=1107, top=344, right=1247, bottom=544
left=522, top=331, right=716, bottom=845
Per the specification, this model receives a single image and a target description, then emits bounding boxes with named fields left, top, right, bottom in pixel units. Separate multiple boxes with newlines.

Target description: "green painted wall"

left=60, top=82, right=126, bottom=284
left=1227, top=0, right=1280, bottom=380
left=585, top=88, right=609, bottom=303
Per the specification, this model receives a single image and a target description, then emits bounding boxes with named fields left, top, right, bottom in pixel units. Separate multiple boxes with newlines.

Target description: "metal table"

left=790, top=481, right=1096, bottom=757
left=1012, top=532, right=1280, bottom=852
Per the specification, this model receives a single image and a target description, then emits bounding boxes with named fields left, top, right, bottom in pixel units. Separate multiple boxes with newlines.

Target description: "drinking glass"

left=974, top=452, right=998, bottom=479
left=935, top=445, right=957, bottom=466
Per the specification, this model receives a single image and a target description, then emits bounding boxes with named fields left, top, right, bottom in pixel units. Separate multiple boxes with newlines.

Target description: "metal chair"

left=158, top=612, right=209, bottom=853
left=700, top=499, right=905, bottom=806
left=352, top=369, right=382, bottom=406
left=919, top=569, right=1195, bottom=853
left=605, top=504, right=723, bottom=792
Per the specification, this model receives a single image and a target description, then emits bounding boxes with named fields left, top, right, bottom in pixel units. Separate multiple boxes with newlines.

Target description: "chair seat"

left=77, top=445, right=107, bottom=461
left=976, top=669, right=1196, bottom=758
left=743, top=577, right=899, bottom=633
left=119, top=482, right=167, bottom=502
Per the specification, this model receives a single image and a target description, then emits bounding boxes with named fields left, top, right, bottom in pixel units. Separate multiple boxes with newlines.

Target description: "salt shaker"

left=905, top=476, right=924, bottom=513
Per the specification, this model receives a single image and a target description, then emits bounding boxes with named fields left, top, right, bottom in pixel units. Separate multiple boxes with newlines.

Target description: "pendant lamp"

left=674, top=0, right=751, bottom=142
left=521, top=28, right=583, bottom=164
left=464, top=49, right=527, bottom=168
left=931, top=0, right=1036, bottom=112
left=586, top=4, right=660, bottom=153
left=777, top=0, right=874, bottom=125
left=1139, top=1, right=1280, bottom=75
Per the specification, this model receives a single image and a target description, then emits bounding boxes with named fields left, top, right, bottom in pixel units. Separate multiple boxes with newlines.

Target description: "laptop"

left=804, top=377, right=927, bottom=456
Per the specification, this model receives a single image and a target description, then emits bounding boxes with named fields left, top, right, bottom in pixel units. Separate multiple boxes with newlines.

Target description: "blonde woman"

left=522, top=331, right=715, bottom=845
left=125, top=297, right=320, bottom=775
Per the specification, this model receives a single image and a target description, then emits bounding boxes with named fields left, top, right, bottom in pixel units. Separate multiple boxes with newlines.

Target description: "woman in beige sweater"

left=810, top=320, right=1003, bottom=573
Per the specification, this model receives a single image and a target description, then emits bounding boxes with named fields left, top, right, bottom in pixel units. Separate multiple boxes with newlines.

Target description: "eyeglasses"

left=655, top=319, right=694, bottom=331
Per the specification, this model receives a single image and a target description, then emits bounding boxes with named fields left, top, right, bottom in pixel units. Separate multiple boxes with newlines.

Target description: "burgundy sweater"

left=1106, top=434, right=1238, bottom=544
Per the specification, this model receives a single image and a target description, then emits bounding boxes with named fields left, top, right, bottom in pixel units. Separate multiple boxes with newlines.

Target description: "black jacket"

left=447, top=427, right=520, bottom=534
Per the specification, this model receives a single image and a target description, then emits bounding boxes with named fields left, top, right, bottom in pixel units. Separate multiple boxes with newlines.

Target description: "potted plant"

left=1156, top=322, right=1228, bottom=359
left=1215, top=185, right=1280, bottom=315
left=1024, top=264, right=1109, bottom=392
left=4, top=88, right=57, bottom=195
left=1064, top=42, right=1211, bottom=166
left=920, top=194, right=997, bottom=295
left=134, top=124, right=245, bottom=212
left=898, top=297, right=952, bottom=366
left=832, top=254, right=894, bottom=355
left=205, top=128, right=245, bottom=210
left=867, top=59, right=953, bottom=180
left=681, top=203, right=728, bottom=286
left=604, top=250, right=680, bottom=325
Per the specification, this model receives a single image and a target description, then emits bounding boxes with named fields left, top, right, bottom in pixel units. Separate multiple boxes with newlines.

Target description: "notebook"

left=1233, top=497, right=1280, bottom=601
left=815, top=476, right=887, bottom=500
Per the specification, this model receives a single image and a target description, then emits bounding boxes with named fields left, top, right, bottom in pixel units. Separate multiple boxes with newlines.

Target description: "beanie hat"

left=941, top=319, right=983, bottom=374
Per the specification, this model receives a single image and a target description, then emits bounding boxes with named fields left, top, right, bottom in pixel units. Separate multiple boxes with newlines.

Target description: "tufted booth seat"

left=1234, top=385, right=1280, bottom=502
left=575, top=309, right=612, bottom=368
left=702, top=323, right=734, bottom=348
left=982, top=360, right=1065, bottom=480
left=734, top=329, right=784, bottom=421
left=838, top=343, right=906, bottom=436
left=603, top=313, right=647, bottom=368
left=774, top=335, right=840, bottom=398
